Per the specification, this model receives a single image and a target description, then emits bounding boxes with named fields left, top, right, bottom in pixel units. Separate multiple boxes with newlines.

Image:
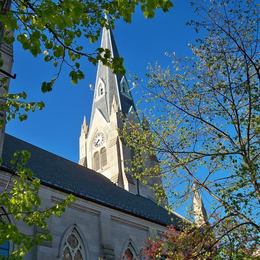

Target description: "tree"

left=0, top=0, right=173, bottom=123
left=143, top=225, right=216, bottom=260
left=122, top=0, right=259, bottom=258
left=0, top=0, right=173, bottom=258
left=0, top=151, right=75, bottom=259
left=143, top=224, right=256, bottom=259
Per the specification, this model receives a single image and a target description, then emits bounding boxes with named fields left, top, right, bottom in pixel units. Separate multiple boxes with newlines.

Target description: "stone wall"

left=0, top=170, right=166, bottom=259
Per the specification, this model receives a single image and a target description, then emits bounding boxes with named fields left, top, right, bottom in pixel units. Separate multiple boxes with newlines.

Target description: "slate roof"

left=1, top=134, right=184, bottom=228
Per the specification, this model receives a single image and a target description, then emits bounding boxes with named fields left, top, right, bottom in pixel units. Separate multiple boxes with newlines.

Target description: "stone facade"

left=0, top=170, right=166, bottom=259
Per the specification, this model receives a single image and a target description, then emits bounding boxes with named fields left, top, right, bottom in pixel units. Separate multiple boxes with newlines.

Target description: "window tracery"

left=122, top=248, right=134, bottom=260
left=62, top=228, right=85, bottom=260
left=122, top=242, right=137, bottom=260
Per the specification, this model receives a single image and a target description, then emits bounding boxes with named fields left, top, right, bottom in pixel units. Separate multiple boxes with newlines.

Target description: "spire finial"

left=192, top=182, right=208, bottom=227
left=104, top=12, right=108, bottom=21
left=81, top=116, right=88, bottom=134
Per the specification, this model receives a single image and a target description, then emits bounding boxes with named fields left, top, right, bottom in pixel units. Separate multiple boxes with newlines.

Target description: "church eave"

left=1, top=164, right=176, bottom=228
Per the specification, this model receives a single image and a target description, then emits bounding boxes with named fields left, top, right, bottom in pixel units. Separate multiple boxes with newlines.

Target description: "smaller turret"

left=79, top=116, right=88, bottom=166
left=192, top=183, right=208, bottom=227
left=81, top=116, right=88, bottom=136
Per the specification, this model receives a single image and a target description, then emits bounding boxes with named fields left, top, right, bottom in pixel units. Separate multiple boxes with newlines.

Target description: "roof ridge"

left=4, top=133, right=106, bottom=178
left=2, top=133, right=185, bottom=228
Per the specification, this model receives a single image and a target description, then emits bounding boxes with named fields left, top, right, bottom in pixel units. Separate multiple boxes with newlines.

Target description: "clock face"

left=93, top=132, right=105, bottom=148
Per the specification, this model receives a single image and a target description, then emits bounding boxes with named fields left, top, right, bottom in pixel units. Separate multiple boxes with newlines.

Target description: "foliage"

left=1, top=0, right=173, bottom=76
left=143, top=225, right=257, bottom=260
left=0, top=0, right=173, bottom=125
left=0, top=0, right=174, bottom=258
left=0, top=79, right=45, bottom=126
left=122, top=0, right=259, bottom=257
left=143, top=225, right=216, bottom=260
left=0, top=150, right=75, bottom=259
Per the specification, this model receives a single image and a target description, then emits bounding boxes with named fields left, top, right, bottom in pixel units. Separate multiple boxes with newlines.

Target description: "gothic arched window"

left=122, top=242, right=137, bottom=260
left=100, top=147, right=107, bottom=168
left=95, top=78, right=105, bottom=100
left=62, top=228, right=86, bottom=260
left=93, top=151, right=100, bottom=171
left=97, top=81, right=105, bottom=97
left=0, top=207, right=10, bottom=257
left=122, top=248, right=134, bottom=260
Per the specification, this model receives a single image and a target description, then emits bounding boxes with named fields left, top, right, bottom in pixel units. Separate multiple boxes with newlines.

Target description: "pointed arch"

left=59, top=225, right=88, bottom=260
left=100, top=147, right=107, bottom=168
left=121, top=239, right=138, bottom=260
left=93, top=151, right=100, bottom=171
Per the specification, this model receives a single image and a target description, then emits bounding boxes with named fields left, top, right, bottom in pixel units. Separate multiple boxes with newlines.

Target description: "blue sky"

left=7, top=1, right=197, bottom=163
left=6, top=1, right=212, bottom=217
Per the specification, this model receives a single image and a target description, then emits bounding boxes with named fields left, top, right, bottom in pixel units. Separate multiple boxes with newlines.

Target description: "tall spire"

left=192, top=183, right=208, bottom=227
left=90, top=26, right=135, bottom=126
left=80, top=26, right=161, bottom=200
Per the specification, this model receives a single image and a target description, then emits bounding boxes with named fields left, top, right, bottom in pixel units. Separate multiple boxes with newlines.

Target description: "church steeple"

left=192, top=183, right=208, bottom=227
left=90, top=26, right=135, bottom=126
left=79, top=27, right=158, bottom=200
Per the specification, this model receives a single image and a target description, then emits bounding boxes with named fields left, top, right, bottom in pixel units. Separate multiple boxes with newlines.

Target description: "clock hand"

left=95, top=138, right=100, bottom=146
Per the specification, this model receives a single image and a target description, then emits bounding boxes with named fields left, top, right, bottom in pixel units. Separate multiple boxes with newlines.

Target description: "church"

left=0, top=25, right=187, bottom=259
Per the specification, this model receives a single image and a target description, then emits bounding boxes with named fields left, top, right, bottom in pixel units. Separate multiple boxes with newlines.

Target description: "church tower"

left=79, top=27, right=158, bottom=200
left=192, top=183, right=208, bottom=227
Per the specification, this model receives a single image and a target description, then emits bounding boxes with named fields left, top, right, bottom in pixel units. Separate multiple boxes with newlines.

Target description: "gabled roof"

left=2, top=134, right=184, bottom=228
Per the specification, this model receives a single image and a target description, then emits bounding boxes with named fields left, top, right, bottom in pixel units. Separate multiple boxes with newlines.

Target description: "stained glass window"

left=122, top=243, right=137, bottom=260
left=62, top=228, right=85, bottom=260
left=122, top=248, right=134, bottom=260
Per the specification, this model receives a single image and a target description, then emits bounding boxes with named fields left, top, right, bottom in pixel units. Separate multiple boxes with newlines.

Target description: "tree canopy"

left=0, top=0, right=173, bottom=124
left=122, top=0, right=259, bottom=258
left=0, top=0, right=173, bottom=258
left=0, top=151, right=75, bottom=259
